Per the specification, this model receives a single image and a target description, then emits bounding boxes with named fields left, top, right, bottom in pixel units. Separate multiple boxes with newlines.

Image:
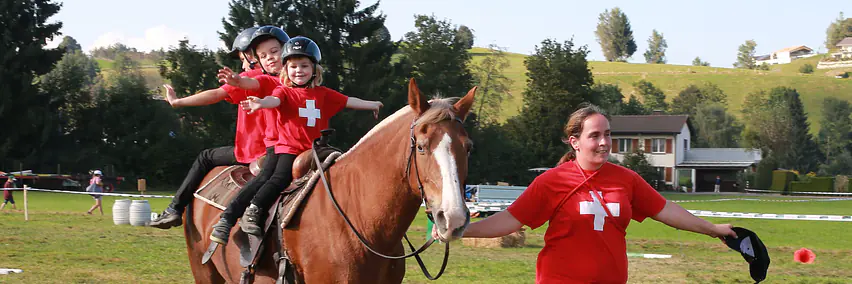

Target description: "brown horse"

left=183, top=78, right=476, bottom=283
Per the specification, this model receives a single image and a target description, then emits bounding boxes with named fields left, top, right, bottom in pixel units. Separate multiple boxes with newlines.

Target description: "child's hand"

left=240, top=96, right=263, bottom=114
left=162, top=84, right=178, bottom=107
left=217, top=67, right=241, bottom=86
left=372, top=101, right=384, bottom=119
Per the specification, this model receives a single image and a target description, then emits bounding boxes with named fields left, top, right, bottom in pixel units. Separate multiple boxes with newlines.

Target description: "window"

left=618, top=138, right=631, bottom=153
left=651, top=138, right=666, bottom=153
left=683, top=139, right=688, bottom=153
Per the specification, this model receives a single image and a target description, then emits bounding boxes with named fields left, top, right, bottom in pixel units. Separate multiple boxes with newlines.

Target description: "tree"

left=0, top=0, right=64, bottom=170
left=692, top=103, right=743, bottom=148
left=621, top=149, right=661, bottom=186
left=621, top=94, right=647, bottom=115
left=219, top=0, right=400, bottom=149
left=825, top=12, right=852, bottom=50
left=734, top=40, right=757, bottom=69
left=817, top=97, right=852, bottom=165
left=743, top=87, right=822, bottom=172
left=510, top=38, right=595, bottom=169
left=456, top=25, right=475, bottom=50
left=643, top=29, right=667, bottom=64
left=593, top=83, right=624, bottom=115
left=692, top=56, right=710, bottom=66
left=398, top=15, right=474, bottom=101
left=58, top=36, right=82, bottom=53
left=670, top=83, right=727, bottom=117
left=595, top=7, right=637, bottom=62
left=470, top=44, right=511, bottom=125
left=158, top=39, right=236, bottom=148
left=632, top=80, right=667, bottom=112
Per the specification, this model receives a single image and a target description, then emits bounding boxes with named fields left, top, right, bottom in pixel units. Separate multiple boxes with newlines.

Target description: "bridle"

left=312, top=115, right=466, bottom=280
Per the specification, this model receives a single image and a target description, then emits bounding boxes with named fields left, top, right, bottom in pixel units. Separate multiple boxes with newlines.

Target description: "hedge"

left=790, top=177, right=835, bottom=192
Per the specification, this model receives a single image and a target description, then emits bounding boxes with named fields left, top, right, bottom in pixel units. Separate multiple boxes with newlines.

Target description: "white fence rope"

left=3, top=187, right=173, bottom=198
left=744, top=188, right=852, bottom=196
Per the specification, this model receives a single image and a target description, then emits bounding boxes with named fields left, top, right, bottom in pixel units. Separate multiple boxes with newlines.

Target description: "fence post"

left=23, top=185, right=29, bottom=221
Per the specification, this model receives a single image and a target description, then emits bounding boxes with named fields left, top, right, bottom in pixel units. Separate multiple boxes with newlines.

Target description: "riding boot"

left=240, top=204, right=264, bottom=236
left=210, top=217, right=235, bottom=244
left=148, top=207, right=182, bottom=229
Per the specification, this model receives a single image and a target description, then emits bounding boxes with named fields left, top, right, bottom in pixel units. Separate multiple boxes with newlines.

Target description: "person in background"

left=715, top=176, right=722, bottom=193
left=86, top=170, right=105, bottom=215
left=2, top=175, right=16, bottom=210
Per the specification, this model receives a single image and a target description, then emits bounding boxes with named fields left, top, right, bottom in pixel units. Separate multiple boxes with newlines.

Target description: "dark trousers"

left=169, top=146, right=246, bottom=212
left=221, top=148, right=296, bottom=223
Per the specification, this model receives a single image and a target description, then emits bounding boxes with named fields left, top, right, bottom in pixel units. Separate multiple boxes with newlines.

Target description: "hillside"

left=469, top=47, right=852, bottom=133
left=95, top=58, right=164, bottom=91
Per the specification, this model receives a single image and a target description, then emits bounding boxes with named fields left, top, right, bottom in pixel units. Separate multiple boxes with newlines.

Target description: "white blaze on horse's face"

left=432, top=132, right=469, bottom=241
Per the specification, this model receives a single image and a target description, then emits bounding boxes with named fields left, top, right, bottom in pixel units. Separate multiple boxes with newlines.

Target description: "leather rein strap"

left=312, top=116, right=459, bottom=280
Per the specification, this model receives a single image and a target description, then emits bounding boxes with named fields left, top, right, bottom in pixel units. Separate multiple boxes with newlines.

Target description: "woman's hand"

left=217, top=67, right=241, bottom=86
left=709, top=223, right=737, bottom=242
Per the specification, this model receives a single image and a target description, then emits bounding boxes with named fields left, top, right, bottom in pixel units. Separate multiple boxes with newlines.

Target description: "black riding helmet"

left=229, top=26, right=259, bottom=58
left=282, top=36, right=322, bottom=63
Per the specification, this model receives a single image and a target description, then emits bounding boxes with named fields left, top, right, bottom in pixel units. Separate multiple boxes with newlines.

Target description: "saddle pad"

left=193, top=165, right=254, bottom=210
left=280, top=152, right=342, bottom=228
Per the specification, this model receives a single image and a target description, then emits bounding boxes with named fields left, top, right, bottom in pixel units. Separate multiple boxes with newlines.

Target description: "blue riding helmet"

left=229, top=26, right=260, bottom=58
left=248, top=25, right=290, bottom=49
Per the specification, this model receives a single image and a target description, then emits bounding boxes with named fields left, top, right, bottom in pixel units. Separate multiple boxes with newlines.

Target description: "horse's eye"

left=416, top=144, right=425, bottom=153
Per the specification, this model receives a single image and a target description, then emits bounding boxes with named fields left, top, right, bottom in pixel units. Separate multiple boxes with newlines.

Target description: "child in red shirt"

left=2, top=175, right=16, bottom=210
left=210, top=36, right=383, bottom=244
left=452, top=104, right=737, bottom=283
left=149, top=26, right=289, bottom=229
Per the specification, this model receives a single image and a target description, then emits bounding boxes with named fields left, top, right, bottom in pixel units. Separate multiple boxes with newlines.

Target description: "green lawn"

left=1, top=191, right=851, bottom=283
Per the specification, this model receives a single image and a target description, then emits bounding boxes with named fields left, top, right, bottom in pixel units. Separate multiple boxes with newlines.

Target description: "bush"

left=799, top=63, right=814, bottom=74
left=790, top=177, right=834, bottom=192
left=836, top=175, right=849, bottom=192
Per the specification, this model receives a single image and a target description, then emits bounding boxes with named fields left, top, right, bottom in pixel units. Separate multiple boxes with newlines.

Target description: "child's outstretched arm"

left=345, top=97, right=383, bottom=119
left=162, top=84, right=228, bottom=108
left=241, top=96, right=281, bottom=114
left=217, top=67, right=261, bottom=90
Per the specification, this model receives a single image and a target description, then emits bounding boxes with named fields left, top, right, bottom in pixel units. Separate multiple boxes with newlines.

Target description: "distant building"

left=831, top=37, right=852, bottom=60
left=610, top=114, right=761, bottom=192
left=753, top=45, right=814, bottom=65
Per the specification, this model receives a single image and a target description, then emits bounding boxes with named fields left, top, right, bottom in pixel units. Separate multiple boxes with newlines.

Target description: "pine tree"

left=643, top=29, right=667, bottom=64
left=470, top=44, right=511, bottom=125
left=0, top=0, right=64, bottom=170
left=734, top=40, right=757, bottom=69
left=595, top=7, right=637, bottom=62
left=510, top=39, right=595, bottom=168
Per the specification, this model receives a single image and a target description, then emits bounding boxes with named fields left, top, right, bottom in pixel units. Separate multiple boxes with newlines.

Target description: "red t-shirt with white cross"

left=269, top=86, right=348, bottom=155
left=220, top=70, right=278, bottom=163
left=507, top=160, right=667, bottom=284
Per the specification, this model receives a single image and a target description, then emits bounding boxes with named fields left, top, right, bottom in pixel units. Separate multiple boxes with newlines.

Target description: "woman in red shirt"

left=453, top=104, right=737, bottom=283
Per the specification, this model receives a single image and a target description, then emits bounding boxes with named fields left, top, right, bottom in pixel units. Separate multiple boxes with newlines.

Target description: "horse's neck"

left=330, top=115, right=423, bottom=243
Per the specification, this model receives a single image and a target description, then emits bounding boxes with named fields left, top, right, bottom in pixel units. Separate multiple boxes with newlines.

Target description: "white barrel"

left=112, top=199, right=131, bottom=225
left=129, top=200, right=152, bottom=226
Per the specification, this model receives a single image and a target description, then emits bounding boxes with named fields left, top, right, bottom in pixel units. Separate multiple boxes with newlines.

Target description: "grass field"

left=469, top=47, right=852, bottom=133
left=1, top=190, right=851, bottom=283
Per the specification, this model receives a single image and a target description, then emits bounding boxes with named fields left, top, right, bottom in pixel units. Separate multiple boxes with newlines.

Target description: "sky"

left=48, top=0, right=851, bottom=68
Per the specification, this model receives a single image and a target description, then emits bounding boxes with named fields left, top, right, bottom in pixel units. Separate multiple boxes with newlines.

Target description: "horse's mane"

left=338, top=96, right=459, bottom=160
left=415, top=97, right=459, bottom=126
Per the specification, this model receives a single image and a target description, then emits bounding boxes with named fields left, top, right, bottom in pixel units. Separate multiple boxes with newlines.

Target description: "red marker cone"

left=794, top=248, right=815, bottom=264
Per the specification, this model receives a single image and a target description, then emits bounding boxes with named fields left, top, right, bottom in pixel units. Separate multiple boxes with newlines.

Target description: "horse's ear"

left=454, top=86, right=477, bottom=121
left=408, top=78, right=429, bottom=115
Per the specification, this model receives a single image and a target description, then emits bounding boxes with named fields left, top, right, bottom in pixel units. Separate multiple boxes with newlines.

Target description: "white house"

left=754, top=45, right=814, bottom=65
left=610, top=114, right=761, bottom=192
left=832, top=37, right=852, bottom=59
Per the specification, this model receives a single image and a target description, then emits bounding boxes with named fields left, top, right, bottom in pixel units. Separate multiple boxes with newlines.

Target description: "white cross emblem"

left=299, top=100, right=321, bottom=127
left=579, top=191, right=620, bottom=231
